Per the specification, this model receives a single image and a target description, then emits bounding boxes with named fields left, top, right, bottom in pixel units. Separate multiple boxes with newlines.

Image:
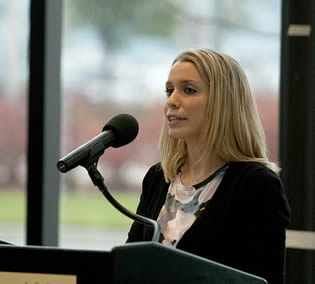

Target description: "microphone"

left=57, top=113, right=139, bottom=173
left=57, top=113, right=160, bottom=241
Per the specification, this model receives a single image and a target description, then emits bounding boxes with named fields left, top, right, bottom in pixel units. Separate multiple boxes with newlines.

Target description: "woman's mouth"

left=167, top=115, right=187, bottom=124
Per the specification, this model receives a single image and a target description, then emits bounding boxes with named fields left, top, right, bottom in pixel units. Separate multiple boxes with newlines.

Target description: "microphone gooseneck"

left=87, top=165, right=160, bottom=242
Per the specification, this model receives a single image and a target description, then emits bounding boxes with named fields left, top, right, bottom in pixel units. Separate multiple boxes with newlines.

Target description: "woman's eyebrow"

left=165, top=79, right=200, bottom=85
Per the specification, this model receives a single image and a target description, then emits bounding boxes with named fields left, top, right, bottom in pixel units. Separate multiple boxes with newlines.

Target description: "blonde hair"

left=160, top=48, right=279, bottom=182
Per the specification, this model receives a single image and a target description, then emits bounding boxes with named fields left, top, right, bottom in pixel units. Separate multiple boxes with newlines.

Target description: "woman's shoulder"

left=144, top=162, right=164, bottom=179
left=228, top=161, right=279, bottom=180
left=225, top=162, right=291, bottom=226
left=224, top=162, right=289, bottom=207
left=142, top=162, right=168, bottom=189
left=141, top=162, right=170, bottom=209
left=224, top=161, right=283, bottom=195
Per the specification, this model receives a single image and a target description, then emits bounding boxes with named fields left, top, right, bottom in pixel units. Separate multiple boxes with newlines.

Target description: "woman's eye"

left=184, top=87, right=196, bottom=94
left=165, top=88, right=173, bottom=97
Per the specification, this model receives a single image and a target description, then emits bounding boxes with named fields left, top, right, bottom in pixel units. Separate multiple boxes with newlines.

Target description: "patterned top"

left=157, top=164, right=229, bottom=248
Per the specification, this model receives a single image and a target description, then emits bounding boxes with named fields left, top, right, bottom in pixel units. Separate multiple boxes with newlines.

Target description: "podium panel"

left=0, top=242, right=267, bottom=284
left=113, top=242, right=267, bottom=284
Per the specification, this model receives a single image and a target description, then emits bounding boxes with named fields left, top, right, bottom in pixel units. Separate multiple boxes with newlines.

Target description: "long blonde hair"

left=160, top=48, right=279, bottom=182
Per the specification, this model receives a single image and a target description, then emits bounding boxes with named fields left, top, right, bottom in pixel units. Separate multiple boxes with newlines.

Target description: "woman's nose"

left=167, top=91, right=180, bottom=108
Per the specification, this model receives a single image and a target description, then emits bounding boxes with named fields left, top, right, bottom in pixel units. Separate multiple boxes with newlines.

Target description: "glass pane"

left=0, top=0, right=29, bottom=245
left=60, top=0, right=281, bottom=250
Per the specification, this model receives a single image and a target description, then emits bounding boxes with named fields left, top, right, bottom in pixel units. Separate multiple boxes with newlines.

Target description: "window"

left=0, top=0, right=29, bottom=245
left=60, top=0, right=281, bottom=249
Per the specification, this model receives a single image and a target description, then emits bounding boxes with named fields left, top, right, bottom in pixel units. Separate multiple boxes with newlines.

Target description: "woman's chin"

left=168, top=130, right=186, bottom=140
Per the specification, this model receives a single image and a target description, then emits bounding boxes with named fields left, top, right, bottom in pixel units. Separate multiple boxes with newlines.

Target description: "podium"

left=0, top=242, right=267, bottom=283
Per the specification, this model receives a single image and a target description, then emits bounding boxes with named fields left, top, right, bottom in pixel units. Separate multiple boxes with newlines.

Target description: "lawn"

left=0, top=190, right=140, bottom=228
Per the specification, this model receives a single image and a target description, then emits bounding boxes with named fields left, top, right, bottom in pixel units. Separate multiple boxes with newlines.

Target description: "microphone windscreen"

left=102, top=114, right=139, bottom=147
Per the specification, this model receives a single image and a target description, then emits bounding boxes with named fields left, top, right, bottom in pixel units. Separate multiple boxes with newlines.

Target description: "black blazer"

left=127, top=162, right=291, bottom=284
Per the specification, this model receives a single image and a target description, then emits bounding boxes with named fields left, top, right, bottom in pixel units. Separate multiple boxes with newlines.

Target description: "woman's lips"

left=167, top=115, right=187, bottom=125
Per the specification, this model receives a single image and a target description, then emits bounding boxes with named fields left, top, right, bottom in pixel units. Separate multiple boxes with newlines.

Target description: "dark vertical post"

left=27, top=0, right=62, bottom=246
left=279, top=0, right=315, bottom=283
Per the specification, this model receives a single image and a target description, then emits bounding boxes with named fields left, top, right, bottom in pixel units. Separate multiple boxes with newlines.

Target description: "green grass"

left=0, top=190, right=140, bottom=228
left=0, top=191, right=26, bottom=222
left=60, top=191, right=140, bottom=227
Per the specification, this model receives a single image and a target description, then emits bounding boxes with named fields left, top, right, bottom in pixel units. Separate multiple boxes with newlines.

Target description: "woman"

left=127, top=48, right=291, bottom=284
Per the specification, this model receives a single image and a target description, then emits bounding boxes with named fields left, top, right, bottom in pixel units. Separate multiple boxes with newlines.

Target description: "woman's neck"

left=180, top=145, right=226, bottom=186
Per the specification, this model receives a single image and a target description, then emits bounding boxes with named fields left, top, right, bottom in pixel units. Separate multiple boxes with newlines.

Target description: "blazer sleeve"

left=228, top=167, right=291, bottom=284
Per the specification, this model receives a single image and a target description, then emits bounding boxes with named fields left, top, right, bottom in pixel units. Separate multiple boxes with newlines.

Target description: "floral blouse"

left=157, top=164, right=229, bottom=247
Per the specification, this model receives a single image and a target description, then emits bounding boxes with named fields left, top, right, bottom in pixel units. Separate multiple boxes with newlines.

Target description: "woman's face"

left=164, top=61, right=209, bottom=144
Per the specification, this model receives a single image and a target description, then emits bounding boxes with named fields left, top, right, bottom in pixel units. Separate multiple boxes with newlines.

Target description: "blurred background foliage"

left=68, top=0, right=178, bottom=49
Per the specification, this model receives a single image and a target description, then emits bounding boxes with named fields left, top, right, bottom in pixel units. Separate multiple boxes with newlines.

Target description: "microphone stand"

left=83, top=160, right=160, bottom=243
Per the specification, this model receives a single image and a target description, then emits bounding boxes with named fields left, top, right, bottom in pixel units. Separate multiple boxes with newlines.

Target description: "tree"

left=67, top=0, right=179, bottom=51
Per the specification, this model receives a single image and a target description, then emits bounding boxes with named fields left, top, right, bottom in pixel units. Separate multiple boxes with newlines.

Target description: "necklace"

left=190, top=173, right=206, bottom=183
left=181, top=167, right=209, bottom=185
left=181, top=163, right=229, bottom=186
left=182, top=164, right=212, bottom=183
